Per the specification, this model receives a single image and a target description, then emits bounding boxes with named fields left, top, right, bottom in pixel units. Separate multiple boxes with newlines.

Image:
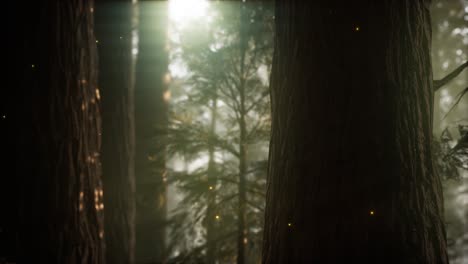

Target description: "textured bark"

left=135, top=2, right=168, bottom=263
left=263, top=1, right=448, bottom=263
left=16, top=0, right=104, bottom=263
left=95, top=1, right=137, bottom=263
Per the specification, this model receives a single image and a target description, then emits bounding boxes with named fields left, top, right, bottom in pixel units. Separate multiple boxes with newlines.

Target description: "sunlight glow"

left=169, top=0, right=209, bottom=24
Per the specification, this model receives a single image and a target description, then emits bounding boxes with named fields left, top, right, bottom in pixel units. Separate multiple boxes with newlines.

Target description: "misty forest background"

left=1, top=0, right=467, bottom=263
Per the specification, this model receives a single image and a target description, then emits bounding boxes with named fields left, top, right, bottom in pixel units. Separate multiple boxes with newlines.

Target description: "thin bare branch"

left=246, top=199, right=265, bottom=212
left=245, top=90, right=269, bottom=114
left=434, top=61, right=468, bottom=92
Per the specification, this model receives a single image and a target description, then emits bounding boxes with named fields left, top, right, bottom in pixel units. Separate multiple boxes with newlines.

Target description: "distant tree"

left=263, top=1, right=449, bottom=263
left=134, top=1, right=169, bottom=263
left=15, top=0, right=104, bottom=262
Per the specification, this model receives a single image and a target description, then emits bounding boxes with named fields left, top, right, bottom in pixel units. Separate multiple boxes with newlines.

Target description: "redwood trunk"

left=95, top=1, right=137, bottom=263
left=16, top=0, right=104, bottom=263
left=263, top=1, right=448, bottom=263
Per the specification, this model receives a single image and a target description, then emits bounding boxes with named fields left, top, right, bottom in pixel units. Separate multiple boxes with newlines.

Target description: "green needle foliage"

left=156, top=2, right=274, bottom=263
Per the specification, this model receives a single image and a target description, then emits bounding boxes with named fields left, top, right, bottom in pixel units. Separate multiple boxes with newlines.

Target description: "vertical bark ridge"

left=95, top=1, right=137, bottom=263
left=18, top=0, right=104, bottom=263
left=263, top=0, right=448, bottom=263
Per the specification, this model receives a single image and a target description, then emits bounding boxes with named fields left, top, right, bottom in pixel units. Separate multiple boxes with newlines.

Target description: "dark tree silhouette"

left=95, top=1, right=137, bottom=263
left=15, top=0, right=104, bottom=263
left=263, top=1, right=449, bottom=263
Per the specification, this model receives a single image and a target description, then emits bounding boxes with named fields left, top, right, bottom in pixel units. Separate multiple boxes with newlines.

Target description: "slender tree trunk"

left=237, top=92, right=247, bottom=264
left=237, top=3, right=249, bottom=264
left=95, top=1, right=137, bottom=263
left=263, top=1, right=449, bottom=263
left=238, top=109, right=247, bottom=264
left=206, top=93, right=219, bottom=264
left=135, top=1, right=168, bottom=263
left=16, top=0, right=104, bottom=263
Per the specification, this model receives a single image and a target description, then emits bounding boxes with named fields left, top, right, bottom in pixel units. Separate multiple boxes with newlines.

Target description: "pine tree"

left=164, top=2, right=273, bottom=263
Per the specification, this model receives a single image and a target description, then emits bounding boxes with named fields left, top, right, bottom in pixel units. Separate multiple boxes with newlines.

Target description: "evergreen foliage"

left=159, top=2, right=273, bottom=263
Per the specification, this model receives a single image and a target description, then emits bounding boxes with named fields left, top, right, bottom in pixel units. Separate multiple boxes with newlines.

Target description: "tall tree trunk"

left=135, top=1, right=168, bottom=263
left=206, top=93, right=218, bottom=264
left=95, top=1, right=137, bottom=263
left=16, top=0, right=104, bottom=263
left=263, top=1, right=449, bottom=263
left=237, top=3, right=248, bottom=264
